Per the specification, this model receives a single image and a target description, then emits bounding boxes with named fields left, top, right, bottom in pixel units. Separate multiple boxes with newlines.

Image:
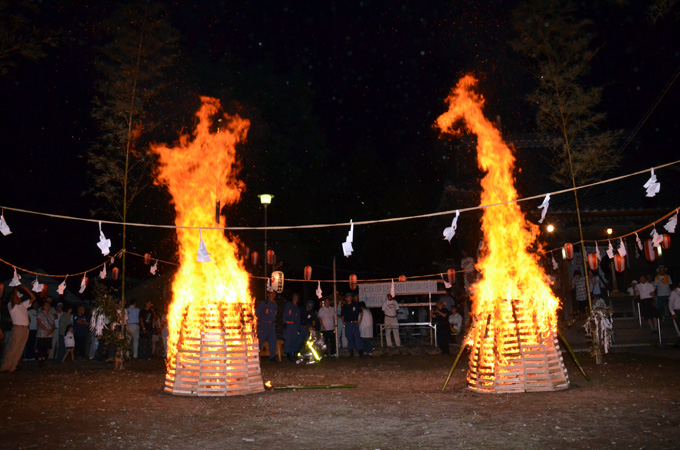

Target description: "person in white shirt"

left=381, top=294, right=401, bottom=348
left=317, top=298, right=336, bottom=356
left=1, top=285, right=37, bottom=372
left=635, top=275, right=657, bottom=331
left=448, top=305, right=463, bottom=343
left=359, top=302, right=374, bottom=356
left=668, top=282, right=680, bottom=346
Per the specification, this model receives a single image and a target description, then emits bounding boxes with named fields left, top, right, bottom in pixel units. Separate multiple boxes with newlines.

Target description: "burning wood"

left=152, top=97, right=264, bottom=396
left=436, top=76, right=569, bottom=393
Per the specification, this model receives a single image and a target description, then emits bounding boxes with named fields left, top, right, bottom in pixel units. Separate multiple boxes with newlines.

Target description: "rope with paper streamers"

left=0, top=159, right=678, bottom=232
left=545, top=207, right=679, bottom=256
left=0, top=249, right=123, bottom=280
left=0, top=207, right=675, bottom=287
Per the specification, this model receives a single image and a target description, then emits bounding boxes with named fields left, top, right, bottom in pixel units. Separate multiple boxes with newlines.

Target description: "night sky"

left=1, top=1, right=679, bottom=295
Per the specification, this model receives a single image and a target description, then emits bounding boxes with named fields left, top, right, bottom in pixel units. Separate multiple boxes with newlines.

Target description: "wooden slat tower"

left=467, top=300, right=569, bottom=394
left=165, top=302, right=264, bottom=397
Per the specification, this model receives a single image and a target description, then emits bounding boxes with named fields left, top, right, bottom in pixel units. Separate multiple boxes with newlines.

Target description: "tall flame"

left=437, top=76, right=564, bottom=391
left=151, top=96, right=254, bottom=375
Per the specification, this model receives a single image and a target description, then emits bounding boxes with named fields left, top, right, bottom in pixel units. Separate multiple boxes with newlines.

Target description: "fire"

left=436, top=76, right=568, bottom=393
left=152, top=96, right=263, bottom=396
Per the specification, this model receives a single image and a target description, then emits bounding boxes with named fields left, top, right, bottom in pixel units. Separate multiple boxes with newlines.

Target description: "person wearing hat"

left=255, top=290, right=278, bottom=362
left=654, top=266, right=672, bottom=319
left=341, top=293, right=364, bottom=357
left=282, top=293, right=301, bottom=361
left=381, top=293, right=401, bottom=348
left=627, top=280, right=638, bottom=297
left=298, top=300, right=318, bottom=352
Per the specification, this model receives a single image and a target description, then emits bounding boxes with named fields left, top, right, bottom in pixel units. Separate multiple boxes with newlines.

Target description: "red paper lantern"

left=563, top=243, right=574, bottom=261
left=661, top=233, right=671, bottom=250
left=144, top=253, right=151, bottom=265
left=251, top=251, right=259, bottom=266
left=349, top=274, right=358, bottom=290
left=587, top=253, right=599, bottom=271
left=614, top=254, right=626, bottom=273
left=266, top=249, right=276, bottom=265
left=398, top=275, right=407, bottom=282
left=304, top=265, right=313, bottom=281
left=447, top=268, right=455, bottom=285
left=644, top=239, right=657, bottom=263
left=112, top=267, right=120, bottom=281
left=245, top=246, right=251, bottom=259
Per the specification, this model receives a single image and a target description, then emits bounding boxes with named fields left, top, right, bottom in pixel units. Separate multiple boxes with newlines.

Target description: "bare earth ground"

left=1, top=346, right=679, bottom=450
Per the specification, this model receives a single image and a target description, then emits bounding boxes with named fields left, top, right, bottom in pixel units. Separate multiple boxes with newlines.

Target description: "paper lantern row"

left=562, top=234, right=670, bottom=266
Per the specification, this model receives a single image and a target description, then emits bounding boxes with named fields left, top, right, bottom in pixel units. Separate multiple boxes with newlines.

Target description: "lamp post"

left=259, top=194, right=273, bottom=299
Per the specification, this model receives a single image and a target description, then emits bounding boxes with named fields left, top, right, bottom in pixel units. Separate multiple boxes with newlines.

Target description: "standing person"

left=571, top=271, right=588, bottom=316
left=72, top=306, right=89, bottom=359
left=359, top=301, right=373, bottom=356
left=36, top=301, right=56, bottom=366
left=431, top=300, right=451, bottom=354
left=1, top=285, right=37, bottom=372
left=56, top=306, right=73, bottom=362
left=317, top=298, right=336, bottom=356
left=654, top=266, right=672, bottom=319
left=461, top=250, right=475, bottom=295
left=255, top=290, right=278, bottom=362
left=337, top=296, right=348, bottom=349
left=298, top=300, right=317, bottom=352
left=138, top=301, right=153, bottom=360
left=25, top=301, right=39, bottom=360
left=669, top=282, right=680, bottom=347
left=635, top=275, right=657, bottom=331
left=49, top=303, right=63, bottom=360
left=282, top=293, right=301, bottom=361
left=151, top=306, right=162, bottom=357
left=341, top=293, right=364, bottom=357
left=590, top=270, right=604, bottom=301
left=440, top=289, right=456, bottom=312
left=126, top=299, right=141, bottom=359
left=61, top=325, right=75, bottom=363
left=381, top=294, right=401, bottom=348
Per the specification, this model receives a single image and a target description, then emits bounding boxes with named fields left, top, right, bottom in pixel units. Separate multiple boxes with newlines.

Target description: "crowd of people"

left=570, top=264, right=680, bottom=343
left=0, top=285, right=168, bottom=372
left=255, top=288, right=466, bottom=361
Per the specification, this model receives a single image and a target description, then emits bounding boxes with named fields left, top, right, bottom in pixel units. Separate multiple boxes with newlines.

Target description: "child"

left=62, top=325, right=75, bottom=363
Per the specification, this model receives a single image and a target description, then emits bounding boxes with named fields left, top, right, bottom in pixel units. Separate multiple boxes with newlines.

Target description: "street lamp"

left=259, top=194, right=273, bottom=299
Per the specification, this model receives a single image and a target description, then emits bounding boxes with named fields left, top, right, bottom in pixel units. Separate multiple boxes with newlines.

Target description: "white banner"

left=359, top=280, right=442, bottom=308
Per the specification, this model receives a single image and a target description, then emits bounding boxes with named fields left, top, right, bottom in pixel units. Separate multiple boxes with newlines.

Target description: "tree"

left=86, top=1, right=182, bottom=306
left=511, top=0, right=621, bottom=187
left=0, top=0, right=58, bottom=77
left=511, top=1, right=627, bottom=364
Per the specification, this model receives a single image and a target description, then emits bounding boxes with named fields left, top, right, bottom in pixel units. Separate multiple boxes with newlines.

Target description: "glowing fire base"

left=467, top=304, right=569, bottom=394
left=165, top=330, right=264, bottom=397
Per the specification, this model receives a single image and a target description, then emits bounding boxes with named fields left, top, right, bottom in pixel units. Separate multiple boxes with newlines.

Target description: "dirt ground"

left=1, top=345, right=679, bottom=450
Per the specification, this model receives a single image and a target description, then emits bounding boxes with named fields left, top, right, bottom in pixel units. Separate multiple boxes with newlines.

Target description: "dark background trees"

left=0, top=0, right=678, bottom=291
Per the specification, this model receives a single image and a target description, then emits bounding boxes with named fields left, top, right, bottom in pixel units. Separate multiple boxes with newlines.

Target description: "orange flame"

left=436, top=76, right=560, bottom=376
left=151, top=96, right=254, bottom=375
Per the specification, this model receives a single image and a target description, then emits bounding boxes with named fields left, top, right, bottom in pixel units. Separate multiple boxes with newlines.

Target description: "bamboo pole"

left=273, top=384, right=357, bottom=390
left=441, top=343, right=468, bottom=392
left=557, top=330, right=591, bottom=382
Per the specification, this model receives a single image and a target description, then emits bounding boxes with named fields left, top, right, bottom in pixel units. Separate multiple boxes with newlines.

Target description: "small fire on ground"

left=152, top=97, right=264, bottom=396
left=436, top=76, right=569, bottom=393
